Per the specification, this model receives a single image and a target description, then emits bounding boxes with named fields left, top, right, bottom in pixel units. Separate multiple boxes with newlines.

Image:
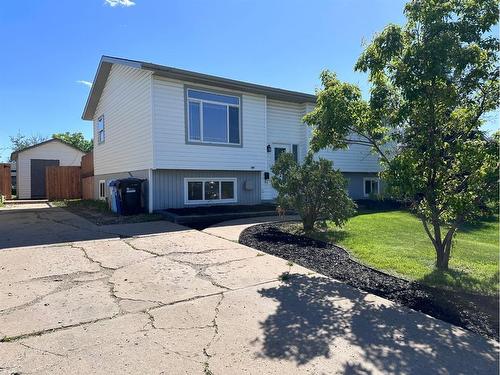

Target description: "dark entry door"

left=31, top=159, right=59, bottom=199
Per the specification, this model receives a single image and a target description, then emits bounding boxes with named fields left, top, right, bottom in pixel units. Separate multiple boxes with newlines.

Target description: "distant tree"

left=9, top=131, right=48, bottom=158
left=271, top=153, right=356, bottom=232
left=53, top=132, right=93, bottom=153
left=303, top=0, right=499, bottom=270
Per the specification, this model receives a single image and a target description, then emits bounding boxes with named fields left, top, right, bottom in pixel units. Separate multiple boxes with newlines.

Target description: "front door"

left=272, top=143, right=291, bottom=164
left=31, top=159, right=59, bottom=199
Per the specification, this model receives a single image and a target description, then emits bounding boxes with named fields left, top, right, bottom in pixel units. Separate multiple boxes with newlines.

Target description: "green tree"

left=53, top=132, right=93, bottom=153
left=303, top=0, right=499, bottom=270
left=271, top=153, right=356, bottom=232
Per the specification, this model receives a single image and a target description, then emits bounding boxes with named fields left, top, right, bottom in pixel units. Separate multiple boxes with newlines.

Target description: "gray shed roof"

left=82, top=56, right=317, bottom=121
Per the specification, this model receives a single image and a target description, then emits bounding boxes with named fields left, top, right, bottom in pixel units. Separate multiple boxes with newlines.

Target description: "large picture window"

left=184, top=178, right=237, bottom=204
left=187, top=89, right=241, bottom=145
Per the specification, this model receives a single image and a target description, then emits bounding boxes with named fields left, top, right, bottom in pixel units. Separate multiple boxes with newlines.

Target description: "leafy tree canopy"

left=53, top=132, right=93, bottom=153
left=303, top=0, right=499, bottom=270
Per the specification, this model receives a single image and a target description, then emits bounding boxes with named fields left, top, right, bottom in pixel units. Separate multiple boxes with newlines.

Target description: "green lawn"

left=313, top=210, right=499, bottom=295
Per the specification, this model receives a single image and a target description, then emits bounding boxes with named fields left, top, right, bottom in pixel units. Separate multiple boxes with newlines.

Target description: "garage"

left=10, top=139, right=85, bottom=199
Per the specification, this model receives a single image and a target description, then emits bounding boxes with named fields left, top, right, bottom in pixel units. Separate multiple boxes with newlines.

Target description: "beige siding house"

left=82, top=56, right=381, bottom=212
left=11, top=139, right=85, bottom=199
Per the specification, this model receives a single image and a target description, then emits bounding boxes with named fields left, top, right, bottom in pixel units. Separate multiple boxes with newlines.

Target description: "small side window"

left=99, top=180, right=106, bottom=200
left=97, top=116, right=105, bottom=144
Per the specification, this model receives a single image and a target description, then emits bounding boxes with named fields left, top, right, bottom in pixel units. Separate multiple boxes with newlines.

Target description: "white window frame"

left=363, top=177, right=380, bottom=197
left=186, top=88, right=241, bottom=146
left=98, top=180, right=106, bottom=200
left=97, top=115, right=105, bottom=144
left=184, top=177, right=237, bottom=205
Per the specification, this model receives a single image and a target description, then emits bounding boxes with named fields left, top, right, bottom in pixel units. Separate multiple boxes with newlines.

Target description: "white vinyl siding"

left=93, top=64, right=153, bottom=175
left=152, top=76, right=266, bottom=171
left=316, top=143, right=382, bottom=173
left=262, top=100, right=308, bottom=200
left=16, top=141, right=85, bottom=199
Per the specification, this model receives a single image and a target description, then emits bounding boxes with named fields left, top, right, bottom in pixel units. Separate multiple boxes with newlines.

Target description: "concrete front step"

left=4, top=199, right=49, bottom=205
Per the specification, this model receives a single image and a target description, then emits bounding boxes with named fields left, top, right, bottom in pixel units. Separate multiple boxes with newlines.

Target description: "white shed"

left=11, top=139, right=85, bottom=199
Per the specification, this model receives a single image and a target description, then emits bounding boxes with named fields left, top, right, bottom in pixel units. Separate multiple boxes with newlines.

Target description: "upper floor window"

left=187, top=89, right=241, bottom=145
left=97, top=116, right=105, bottom=144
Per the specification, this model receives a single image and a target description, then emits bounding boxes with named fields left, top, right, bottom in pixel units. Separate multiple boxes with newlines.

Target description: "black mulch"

left=166, top=203, right=276, bottom=216
left=239, top=223, right=499, bottom=341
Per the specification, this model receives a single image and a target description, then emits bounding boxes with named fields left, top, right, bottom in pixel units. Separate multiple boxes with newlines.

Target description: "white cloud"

left=104, top=0, right=135, bottom=7
left=76, top=80, right=92, bottom=88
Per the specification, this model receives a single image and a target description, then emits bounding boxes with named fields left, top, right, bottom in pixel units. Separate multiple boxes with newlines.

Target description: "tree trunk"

left=434, top=243, right=450, bottom=270
left=422, top=218, right=452, bottom=271
left=302, top=215, right=315, bottom=233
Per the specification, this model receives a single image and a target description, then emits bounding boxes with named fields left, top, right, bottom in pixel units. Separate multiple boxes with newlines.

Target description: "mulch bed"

left=239, top=222, right=499, bottom=341
left=166, top=203, right=277, bottom=216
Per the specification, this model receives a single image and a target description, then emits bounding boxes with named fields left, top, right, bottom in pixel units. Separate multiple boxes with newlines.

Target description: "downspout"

left=149, top=73, right=155, bottom=213
left=148, top=168, right=153, bottom=213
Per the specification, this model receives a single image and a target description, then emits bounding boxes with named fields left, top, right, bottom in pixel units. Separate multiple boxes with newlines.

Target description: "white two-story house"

left=82, top=56, right=381, bottom=213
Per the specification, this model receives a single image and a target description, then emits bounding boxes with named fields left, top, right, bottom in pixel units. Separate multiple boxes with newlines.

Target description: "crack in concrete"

left=0, top=313, right=122, bottom=343
left=201, top=293, right=224, bottom=375
left=164, top=256, right=231, bottom=291
left=70, top=244, right=116, bottom=272
left=122, top=239, right=163, bottom=256
left=0, top=275, right=108, bottom=316
left=19, top=342, right=67, bottom=358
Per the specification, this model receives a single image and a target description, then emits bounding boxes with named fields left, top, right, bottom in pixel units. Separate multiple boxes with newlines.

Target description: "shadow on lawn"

left=256, top=274, right=498, bottom=374
left=420, top=268, right=499, bottom=297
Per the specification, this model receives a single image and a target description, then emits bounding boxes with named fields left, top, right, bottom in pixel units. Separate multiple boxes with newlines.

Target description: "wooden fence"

left=82, top=176, right=94, bottom=200
left=0, top=163, right=11, bottom=199
left=45, top=166, right=81, bottom=200
left=81, top=151, right=93, bottom=178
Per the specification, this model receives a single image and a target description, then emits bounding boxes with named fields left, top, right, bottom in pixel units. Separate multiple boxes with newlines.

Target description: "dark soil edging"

left=239, top=223, right=499, bottom=341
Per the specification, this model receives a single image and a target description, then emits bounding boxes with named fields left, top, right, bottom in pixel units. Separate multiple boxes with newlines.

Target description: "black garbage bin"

left=117, top=178, right=144, bottom=215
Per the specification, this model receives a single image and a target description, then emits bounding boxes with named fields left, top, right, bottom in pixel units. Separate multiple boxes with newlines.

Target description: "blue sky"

left=0, top=0, right=497, bottom=160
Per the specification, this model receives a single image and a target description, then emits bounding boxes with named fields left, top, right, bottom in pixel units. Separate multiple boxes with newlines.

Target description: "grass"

left=51, top=199, right=109, bottom=211
left=51, top=199, right=163, bottom=225
left=309, top=210, right=499, bottom=296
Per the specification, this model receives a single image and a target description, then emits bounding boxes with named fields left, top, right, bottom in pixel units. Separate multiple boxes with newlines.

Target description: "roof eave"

left=81, top=56, right=316, bottom=121
left=81, top=56, right=142, bottom=121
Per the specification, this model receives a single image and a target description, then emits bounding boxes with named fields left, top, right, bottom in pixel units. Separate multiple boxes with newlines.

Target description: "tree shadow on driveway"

left=256, top=274, right=498, bottom=374
left=0, top=207, right=187, bottom=250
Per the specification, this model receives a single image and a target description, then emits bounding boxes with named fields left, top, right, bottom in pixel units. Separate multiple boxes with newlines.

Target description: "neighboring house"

left=82, top=56, right=381, bottom=212
left=10, top=139, right=85, bottom=199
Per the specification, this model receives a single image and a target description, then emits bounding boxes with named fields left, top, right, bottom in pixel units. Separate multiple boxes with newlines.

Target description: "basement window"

left=99, top=180, right=106, bottom=200
left=184, top=178, right=237, bottom=204
left=363, top=178, right=379, bottom=197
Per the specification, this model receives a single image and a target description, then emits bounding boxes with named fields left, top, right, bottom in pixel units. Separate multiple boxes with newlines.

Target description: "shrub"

left=271, top=153, right=356, bottom=232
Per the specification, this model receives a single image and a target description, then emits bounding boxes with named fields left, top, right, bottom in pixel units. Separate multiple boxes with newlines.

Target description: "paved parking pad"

left=0, top=208, right=498, bottom=374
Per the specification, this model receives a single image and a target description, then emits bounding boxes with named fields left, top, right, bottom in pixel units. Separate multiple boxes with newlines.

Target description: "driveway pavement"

left=0, top=207, right=498, bottom=374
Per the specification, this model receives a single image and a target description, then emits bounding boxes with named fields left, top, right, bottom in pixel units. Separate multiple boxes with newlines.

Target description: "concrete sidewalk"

left=203, top=214, right=299, bottom=242
left=0, top=208, right=498, bottom=374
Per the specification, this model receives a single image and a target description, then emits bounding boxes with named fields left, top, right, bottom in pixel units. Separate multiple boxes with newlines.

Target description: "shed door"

left=31, top=159, right=59, bottom=199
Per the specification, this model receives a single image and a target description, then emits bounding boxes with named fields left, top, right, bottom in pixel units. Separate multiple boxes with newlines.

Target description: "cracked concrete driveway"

left=0, top=207, right=498, bottom=374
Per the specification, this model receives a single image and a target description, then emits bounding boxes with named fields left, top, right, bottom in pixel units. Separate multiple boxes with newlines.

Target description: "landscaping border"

left=239, top=222, right=499, bottom=341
